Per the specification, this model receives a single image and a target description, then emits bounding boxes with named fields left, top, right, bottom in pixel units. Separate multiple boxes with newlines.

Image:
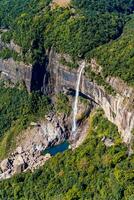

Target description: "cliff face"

left=0, top=45, right=133, bottom=144
left=0, top=36, right=32, bottom=90
left=45, top=50, right=134, bottom=144
left=0, top=58, right=32, bottom=91
left=0, top=35, right=21, bottom=53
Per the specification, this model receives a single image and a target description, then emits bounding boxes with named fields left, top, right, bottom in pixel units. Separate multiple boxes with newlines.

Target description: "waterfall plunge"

left=72, top=61, right=85, bottom=135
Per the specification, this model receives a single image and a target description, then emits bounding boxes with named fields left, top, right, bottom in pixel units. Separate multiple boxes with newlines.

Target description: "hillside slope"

left=89, top=15, right=134, bottom=86
left=0, top=0, right=134, bottom=84
left=0, top=0, right=134, bottom=199
left=0, top=110, right=133, bottom=200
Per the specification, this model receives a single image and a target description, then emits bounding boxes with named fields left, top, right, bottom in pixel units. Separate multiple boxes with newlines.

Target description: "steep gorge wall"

left=0, top=45, right=133, bottom=144
left=45, top=50, right=134, bottom=144
left=0, top=35, right=32, bottom=91
left=0, top=58, right=32, bottom=91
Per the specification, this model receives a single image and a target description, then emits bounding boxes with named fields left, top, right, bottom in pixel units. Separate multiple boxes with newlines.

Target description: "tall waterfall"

left=72, top=61, right=85, bottom=134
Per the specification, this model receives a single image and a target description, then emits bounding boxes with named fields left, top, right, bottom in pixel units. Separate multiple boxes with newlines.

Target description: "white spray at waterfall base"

left=72, top=61, right=85, bottom=135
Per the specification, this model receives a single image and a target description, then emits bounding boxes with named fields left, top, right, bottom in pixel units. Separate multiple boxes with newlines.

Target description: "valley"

left=0, top=0, right=133, bottom=199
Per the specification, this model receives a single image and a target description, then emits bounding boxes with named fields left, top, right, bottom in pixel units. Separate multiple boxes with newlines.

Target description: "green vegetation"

left=42, top=8, right=125, bottom=58
left=55, top=93, right=71, bottom=115
left=1, top=31, right=12, bottom=43
left=0, top=109, right=133, bottom=200
left=79, top=96, right=89, bottom=106
left=0, top=0, right=133, bottom=59
left=0, top=0, right=51, bottom=63
left=0, top=84, right=51, bottom=159
left=85, top=65, right=116, bottom=95
left=88, top=15, right=134, bottom=86
left=60, top=57, right=78, bottom=69
left=0, top=48, right=20, bottom=61
left=0, top=0, right=134, bottom=85
left=73, top=0, right=134, bottom=14
left=0, top=1, right=133, bottom=199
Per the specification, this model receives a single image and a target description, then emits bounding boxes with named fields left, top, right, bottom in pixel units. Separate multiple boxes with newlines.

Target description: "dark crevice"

left=30, top=57, right=49, bottom=91
left=30, top=33, right=49, bottom=92
left=67, top=88, right=98, bottom=105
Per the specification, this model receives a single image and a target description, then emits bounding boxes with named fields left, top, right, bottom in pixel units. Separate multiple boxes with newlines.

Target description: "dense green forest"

left=0, top=1, right=134, bottom=199
left=0, top=83, right=51, bottom=159
left=0, top=110, right=133, bottom=200
left=0, top=0, right=134, bottom=85
left=0, top=0, right=133, bottom=58
left=73, top=0, right=134, bottom=13
left=88, top=15, right=134, bottom=86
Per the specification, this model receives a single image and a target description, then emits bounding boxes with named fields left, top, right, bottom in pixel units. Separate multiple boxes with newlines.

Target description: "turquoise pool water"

left=43, top=141, right=69, bottom=156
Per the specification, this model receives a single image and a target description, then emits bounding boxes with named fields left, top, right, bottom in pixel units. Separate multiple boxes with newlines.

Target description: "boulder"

left=16, top=146, right=23, bottom=154
left=30, top=122, right=38, bottom=126
left=13, top=155, right=27, bottom=173
left=0, top=159, right=11, bottom=172
left=104, top=138, right=114, bottom=147
left=45, top=153, right=51, bottom=159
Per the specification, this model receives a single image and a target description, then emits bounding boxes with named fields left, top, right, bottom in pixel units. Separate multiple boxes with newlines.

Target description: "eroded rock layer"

left=46, top=50, right=134, bottom=144
left=0, top=47, right=133, bottom=144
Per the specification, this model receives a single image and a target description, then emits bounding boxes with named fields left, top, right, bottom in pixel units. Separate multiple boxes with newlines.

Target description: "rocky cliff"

left=0, top=45, right=133, bottom=145
left=0, top=32, right=21, bottom=54
left=45, top=49, right=134, bottom=145
left=0, top=33, right=32, bottom=90
left=0, top=58, right=32, bottom=90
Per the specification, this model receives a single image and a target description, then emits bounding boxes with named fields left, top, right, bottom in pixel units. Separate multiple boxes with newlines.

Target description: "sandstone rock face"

left=19, top=115, right=68, bottom=152
left=0, top=58, right=32, bottom=91
left=0, top=44, right=133, bottom=144
left=83, top=82, right=134, bottom=144
left=0, top=34, right=32, bottom=90
left=45, top=49, right=134, bottom=144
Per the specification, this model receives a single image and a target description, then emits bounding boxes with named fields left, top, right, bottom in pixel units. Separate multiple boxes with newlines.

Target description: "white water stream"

left=72, top=61, right=85, bottom=134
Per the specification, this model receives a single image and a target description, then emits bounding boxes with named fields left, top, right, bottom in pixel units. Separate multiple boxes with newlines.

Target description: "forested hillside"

left=0, top=110, right=133, bottom=200
left=0, top=0, right=134, bottom=85
left=0, top=83, right=51, bottom=159
left=0, top=0, right=133, bottom=59
left=89, top=15, right=134, bottom=86
left=0, top=1, right=134, bottom=199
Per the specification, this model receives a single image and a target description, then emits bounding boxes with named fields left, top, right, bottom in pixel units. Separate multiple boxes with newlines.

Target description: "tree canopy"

left=0, top=110, right=133, bottom=200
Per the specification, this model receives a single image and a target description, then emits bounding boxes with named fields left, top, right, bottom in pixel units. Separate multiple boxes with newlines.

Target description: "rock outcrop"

left=0, top=34, right=32, bottom=90
left=101, top=136, right=114, bottom=147
left=0, top=159, right=12, bottom=173
left=0, top=58, right=32, bottom=91
left=44, top=49, right=134, bottom=144
left=13, top=155, right=26, bottom=173
left=0, top=115, right=69, bottom=180
left=0, top=43, right=133, bottom=144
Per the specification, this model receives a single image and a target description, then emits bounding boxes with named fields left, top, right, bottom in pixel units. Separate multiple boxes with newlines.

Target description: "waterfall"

left=72, top=61, right=85, bottom=134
